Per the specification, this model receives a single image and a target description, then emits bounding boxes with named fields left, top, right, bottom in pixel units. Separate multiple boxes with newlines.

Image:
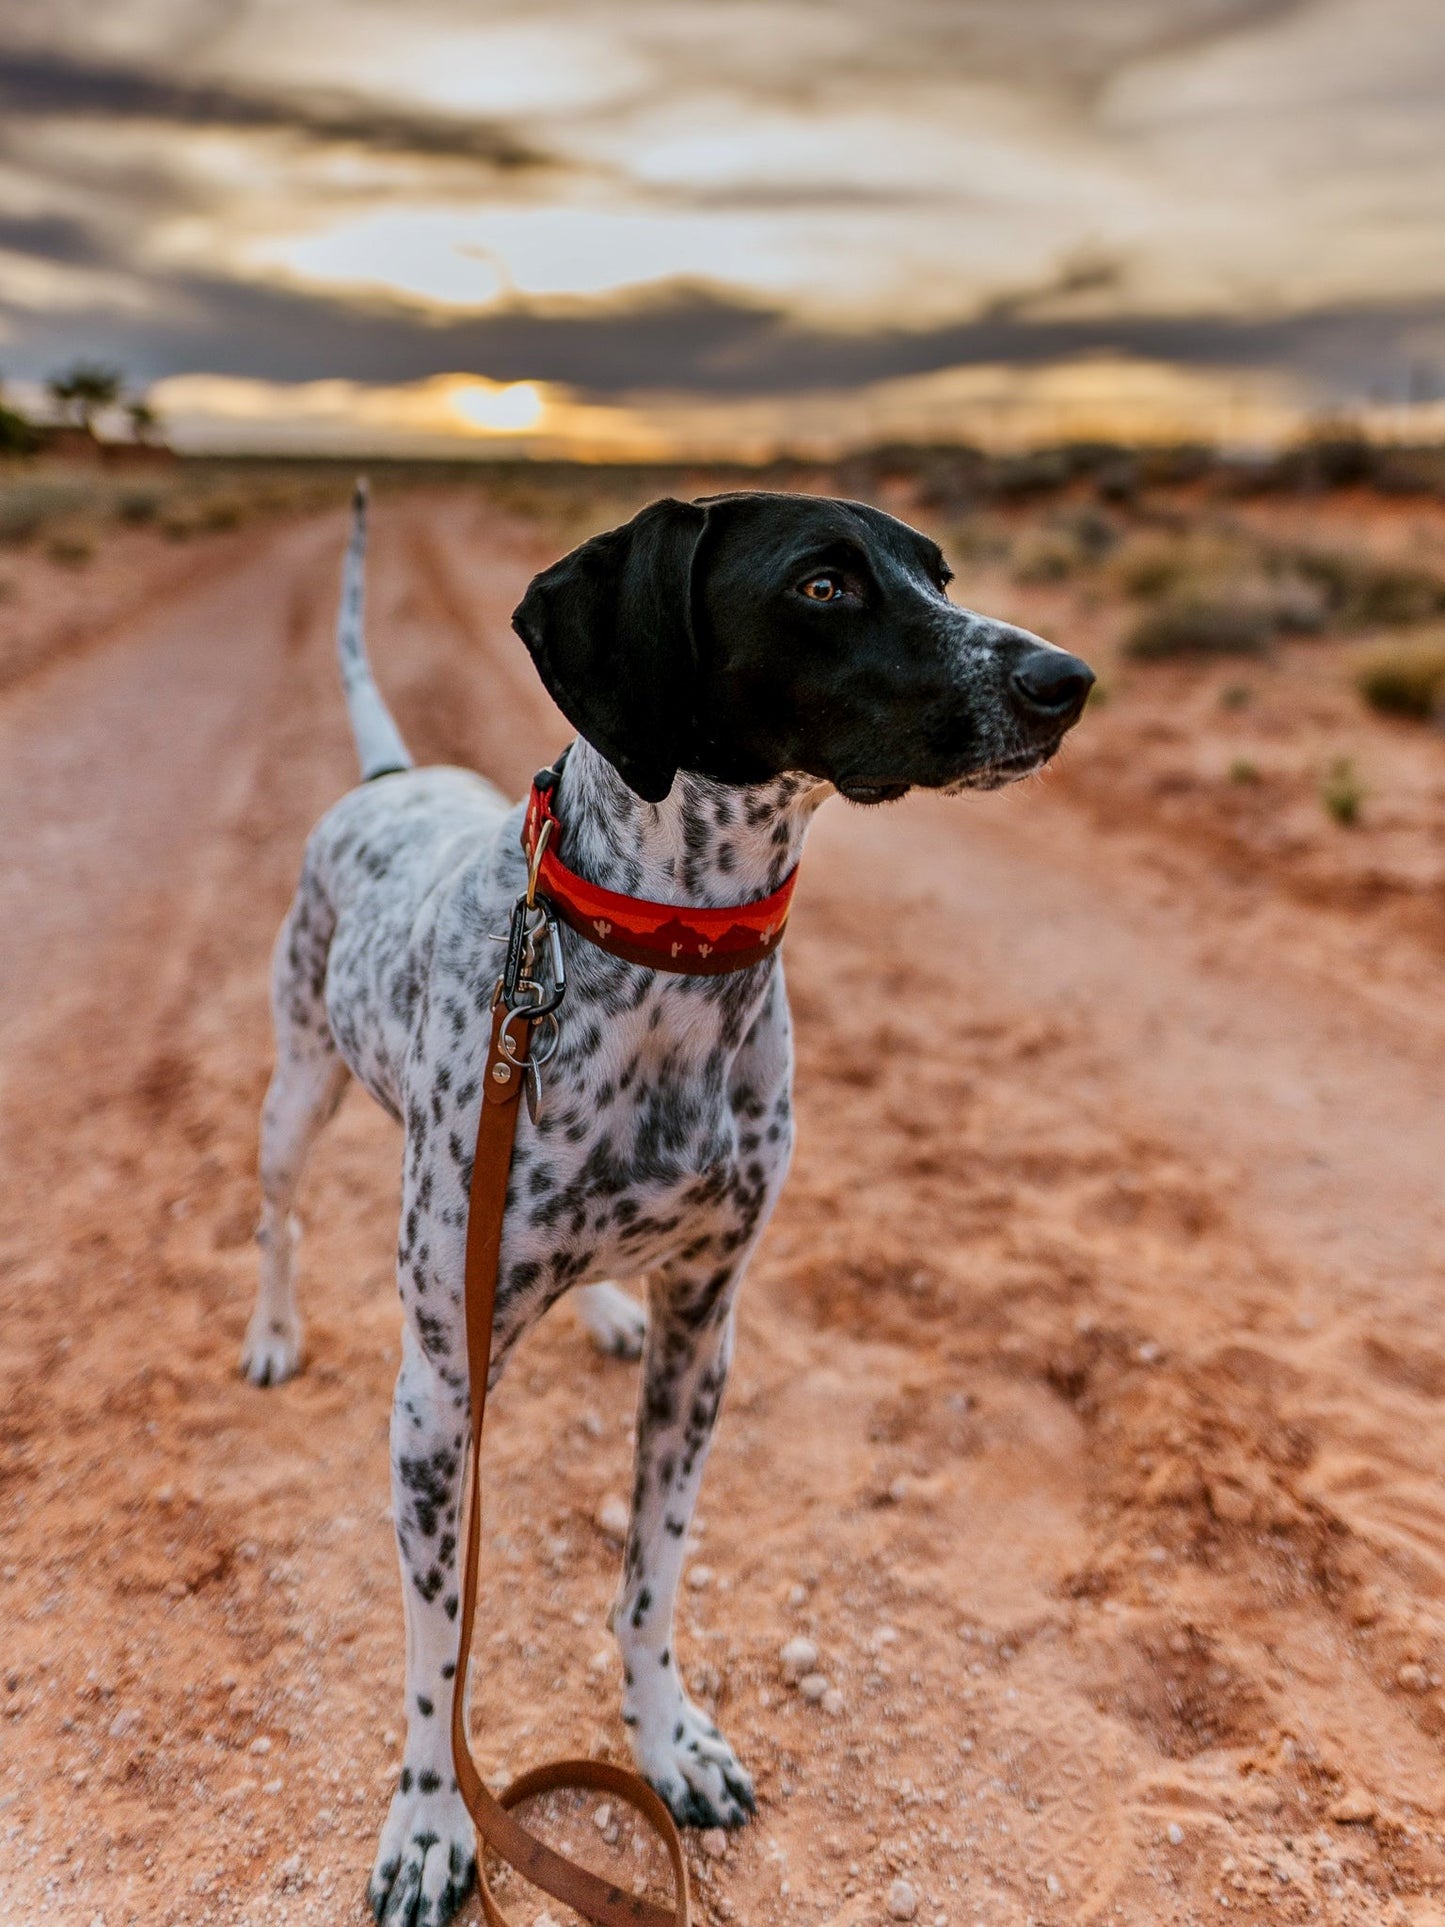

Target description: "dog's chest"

left=500, top=965, right=792, bottom=1283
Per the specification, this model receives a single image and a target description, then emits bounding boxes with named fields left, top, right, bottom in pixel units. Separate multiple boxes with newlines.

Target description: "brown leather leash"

left=450, top=764, right=799, bottom=1924
left=452, top=1006, right=689, bottom=1927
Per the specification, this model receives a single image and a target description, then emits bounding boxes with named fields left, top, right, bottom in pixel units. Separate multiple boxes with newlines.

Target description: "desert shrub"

left=991, top=449, right=1073, bottom=498
left=1010, top=534, right=1076, bottom=584
left=1355, top=638, right=1445, bottom=721
left=1320, top=756, right=1364, bottom=826
left=1125, top=596, right=1272, bottom=660
left=1288, top=548, right=1445, bottom=628
left=115, top=487, right=164, bottom=525
left=46, top=532, right=93, bottom=567
left=0, top=479, right=94, bottom=544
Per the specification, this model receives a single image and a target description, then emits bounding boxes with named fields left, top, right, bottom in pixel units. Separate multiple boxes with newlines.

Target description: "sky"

left=1, top=0, right=1444, bottom=456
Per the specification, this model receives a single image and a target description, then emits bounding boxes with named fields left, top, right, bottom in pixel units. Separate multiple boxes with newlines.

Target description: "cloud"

left=0, top=46, right=549, bottom=169
left=1, top=0, right=1443, bottom=449
left=3, top=256, right=1443, bottom=410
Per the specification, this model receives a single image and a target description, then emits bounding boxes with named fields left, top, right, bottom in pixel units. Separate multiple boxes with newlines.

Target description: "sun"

left=451, top=381, right=544, bottom=435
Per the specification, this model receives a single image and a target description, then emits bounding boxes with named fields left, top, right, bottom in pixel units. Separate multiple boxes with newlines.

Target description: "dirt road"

left=3, top=492, right=1444, bottom=1927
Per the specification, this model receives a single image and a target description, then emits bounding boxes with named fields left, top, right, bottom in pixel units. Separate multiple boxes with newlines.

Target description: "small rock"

left=596, top=1495, right=629, bottom=1544
left=779, top=1636, right=819, bottom=1682
left=580, top=1410, right=604, bottom=1440
left=249, top=1736, right=272, bottom=1755
left=1328, top=1790, right=1376, bottom=1826
left=887, top=1878, right=919, bottom=1920
left=108, top=1710, right=141, bottom=1739
left=1166, top=1822, right=1184, bottom=1846
left=1397, top=1662, right=1428, bottom=1693
left=593, top=1803, right=613, bottom=1832
left=786, top=1583, right=808, bottom=1608
left=822, top=1689, right=846, bottom=1717
left=686, top=1565, right=713, bottom=1590
left=1046, top=1873, right=1063, bottom=1897
left=798, top=1673, right=830, bottom=1704
left=701, top=1828, right=728, bottom=1859
left=588, top=1649, right=612, bottom=1675
left=887, top=1475, right=910, bottom=1504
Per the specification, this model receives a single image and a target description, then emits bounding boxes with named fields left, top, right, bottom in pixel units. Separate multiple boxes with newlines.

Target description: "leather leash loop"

left=452, top=1001, right=690, bottom=1927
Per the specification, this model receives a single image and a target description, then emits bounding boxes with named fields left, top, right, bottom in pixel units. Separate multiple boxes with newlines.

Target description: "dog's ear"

left=512, top=497, right=708, bottom=802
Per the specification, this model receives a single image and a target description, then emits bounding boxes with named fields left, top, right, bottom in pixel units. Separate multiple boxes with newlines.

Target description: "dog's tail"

left=336, top=479, right=413, bottom=782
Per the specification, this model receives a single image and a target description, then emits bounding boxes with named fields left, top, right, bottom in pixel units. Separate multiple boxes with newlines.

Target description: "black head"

left=513, top=491, right=1093, bottom=804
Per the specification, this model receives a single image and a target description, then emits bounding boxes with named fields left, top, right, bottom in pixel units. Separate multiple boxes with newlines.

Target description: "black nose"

left=1010, top=647, right=1094, bottom=720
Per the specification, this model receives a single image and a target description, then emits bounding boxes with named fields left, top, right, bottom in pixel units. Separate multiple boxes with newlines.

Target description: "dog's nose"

left=1010, top=647, right=1094, bottom=721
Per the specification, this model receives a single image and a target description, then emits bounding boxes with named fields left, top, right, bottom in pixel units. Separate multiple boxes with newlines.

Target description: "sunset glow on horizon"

left=2, top=2, right=1444, bottom=456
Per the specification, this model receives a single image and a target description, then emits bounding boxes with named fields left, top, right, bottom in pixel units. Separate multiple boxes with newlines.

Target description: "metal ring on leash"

left=498, top=1005, right=558, bottom=1067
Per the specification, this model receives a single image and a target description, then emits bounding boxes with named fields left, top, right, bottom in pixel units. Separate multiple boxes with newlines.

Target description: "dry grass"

left=1355, top=635, right=1445, bottom=722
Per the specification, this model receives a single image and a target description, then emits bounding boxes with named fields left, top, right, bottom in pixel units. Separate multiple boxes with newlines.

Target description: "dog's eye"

left=799, top=574, right=843, bottom=602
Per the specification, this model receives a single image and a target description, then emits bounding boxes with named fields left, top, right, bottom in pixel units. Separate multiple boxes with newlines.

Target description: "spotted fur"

left=243, top=489, right=1092, bottom=1927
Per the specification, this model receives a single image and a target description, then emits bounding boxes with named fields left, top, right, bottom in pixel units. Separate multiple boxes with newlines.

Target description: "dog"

left=242, top=484, right=1092, bottom=1926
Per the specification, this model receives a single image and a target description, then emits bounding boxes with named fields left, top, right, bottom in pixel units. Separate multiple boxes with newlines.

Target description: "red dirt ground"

left=2, top=487, right=1445, bottom=1927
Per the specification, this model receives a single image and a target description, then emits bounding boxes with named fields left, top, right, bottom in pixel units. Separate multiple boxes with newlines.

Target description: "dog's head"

left=513, top=491, right=1093, bottom=804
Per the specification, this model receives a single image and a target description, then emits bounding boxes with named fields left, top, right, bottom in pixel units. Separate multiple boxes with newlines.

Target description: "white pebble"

left=887, top=1878, right=919, bottom=1920
left=596, top=1495, right=630, bottom=1544
left=798, top=1672, right=830, bottom=1704
left=822, top=1689, right=846, bottom=1717
left=701, top=1828, right=728, bottom=1859
left=593, top=1803, right=613, bottom=1832
left=778, top=1636, right=819, bottom=1682
left=686, top=1565, right=713, bottom=1590
left=1167, top=1822, right=1184, bottom=1846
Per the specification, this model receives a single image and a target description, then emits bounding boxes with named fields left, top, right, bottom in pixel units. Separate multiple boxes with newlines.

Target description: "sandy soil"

left=3, top=489, right=1445, bottom=1927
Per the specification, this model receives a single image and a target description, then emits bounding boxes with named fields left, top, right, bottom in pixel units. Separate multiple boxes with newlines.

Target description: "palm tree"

left=46, top=362, right=124, bottom=437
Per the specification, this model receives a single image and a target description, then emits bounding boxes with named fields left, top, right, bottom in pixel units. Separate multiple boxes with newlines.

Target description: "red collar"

left=521, top=765, right=798, bottom=976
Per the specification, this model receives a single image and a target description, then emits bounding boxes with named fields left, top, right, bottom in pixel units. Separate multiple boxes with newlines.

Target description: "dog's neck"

left=556, top=738, right=827, bottom=909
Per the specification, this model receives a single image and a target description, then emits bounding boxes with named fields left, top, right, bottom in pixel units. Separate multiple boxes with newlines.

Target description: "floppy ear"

left=512, top=497, right=708, bottom=802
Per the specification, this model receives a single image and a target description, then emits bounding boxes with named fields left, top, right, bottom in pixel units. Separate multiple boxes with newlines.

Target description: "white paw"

left=368, top=1772, right=474, bottom=1926
left=633, top=1696, right=756, bottom=1830
left=576, top=1282, right=647, bottom=1361
left=240, top=1313, right=303, bottom=1387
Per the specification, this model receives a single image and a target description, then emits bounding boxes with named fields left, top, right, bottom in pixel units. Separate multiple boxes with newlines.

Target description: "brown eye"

left=800, top=574, right=841, bottom=601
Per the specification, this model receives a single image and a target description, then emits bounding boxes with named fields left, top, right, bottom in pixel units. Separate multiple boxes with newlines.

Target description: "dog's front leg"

left=368, top=1323, right=475, bottom=1927
left=614, top=1266, right=757, bottom=1829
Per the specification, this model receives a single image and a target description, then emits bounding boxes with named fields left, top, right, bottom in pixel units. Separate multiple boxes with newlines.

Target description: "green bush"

left=1355, top=639, right=1445, bottom=721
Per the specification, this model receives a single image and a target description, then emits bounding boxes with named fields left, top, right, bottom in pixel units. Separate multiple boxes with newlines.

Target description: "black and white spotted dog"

left=242, top=485, right=1092, bottom=1926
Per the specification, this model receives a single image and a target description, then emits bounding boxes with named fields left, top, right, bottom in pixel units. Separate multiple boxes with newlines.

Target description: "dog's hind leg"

left=574, top=1280, right=647, bottom=1360
left=243, top=882, right=349, bottom=1387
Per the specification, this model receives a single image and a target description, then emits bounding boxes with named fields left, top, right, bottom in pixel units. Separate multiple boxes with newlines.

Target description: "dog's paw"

left=240, top=1314, right=303, bottom=1387
left=576, top=1281, right=647, bottom=1361
left=635, top=1699, right=757, bottom=1831
left=368, top=1773, right=474, bottom=1927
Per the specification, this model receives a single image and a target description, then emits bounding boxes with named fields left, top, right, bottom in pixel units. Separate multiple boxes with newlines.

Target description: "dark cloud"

left=1, top=263, right=1441, bottom=405
left=0, top=209, right=112, bottom=267
left=0, top=47, right=548, bottom=169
